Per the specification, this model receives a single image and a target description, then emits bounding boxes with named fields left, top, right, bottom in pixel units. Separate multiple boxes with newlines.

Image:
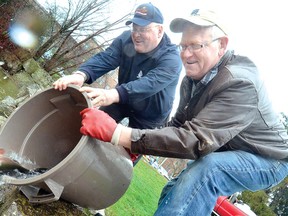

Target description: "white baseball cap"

left=170, top=9, right=228, bottom=35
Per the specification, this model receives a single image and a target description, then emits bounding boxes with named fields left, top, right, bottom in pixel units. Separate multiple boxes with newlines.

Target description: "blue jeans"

left=154, top=150, right=288, bottom=216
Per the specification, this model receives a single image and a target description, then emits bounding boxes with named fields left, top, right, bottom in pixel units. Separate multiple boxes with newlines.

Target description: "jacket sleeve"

left=117, top=50, right=182, bottom=104
left=78, top=32, right=127, bottom=84
left=130, top=78, right=258, bottom=159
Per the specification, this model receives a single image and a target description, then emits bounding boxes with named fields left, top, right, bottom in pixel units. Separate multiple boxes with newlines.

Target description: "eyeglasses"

left=130, top=25, right=159, bottom=34
left=178, top=38, right=220, bottom=53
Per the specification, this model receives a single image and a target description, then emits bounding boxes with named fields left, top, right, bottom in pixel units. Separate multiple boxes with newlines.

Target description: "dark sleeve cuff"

left=115, top=85, right=129, bottom=104
left=83, top=72, right=91, bottom=84
left=130, top=129, right=146, bottom=154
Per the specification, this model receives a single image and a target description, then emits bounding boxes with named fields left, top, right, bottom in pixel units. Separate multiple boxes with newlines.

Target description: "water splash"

left=7, top=151, right=35, bottom=167
left=0, top=168, right=47, bottom=185
left=0, top=151, right=48, bottom=185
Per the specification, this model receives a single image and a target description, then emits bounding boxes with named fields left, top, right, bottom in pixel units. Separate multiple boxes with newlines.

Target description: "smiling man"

left=53, top=3, right=182, bottom=164
left=79, top=8, right=288, bottom=215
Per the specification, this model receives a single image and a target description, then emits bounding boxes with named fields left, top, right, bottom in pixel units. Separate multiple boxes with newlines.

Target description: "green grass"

left=106, top=159, right=168, bottom=216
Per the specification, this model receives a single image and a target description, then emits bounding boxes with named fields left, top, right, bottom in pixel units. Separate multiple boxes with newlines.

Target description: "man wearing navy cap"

left=126, top=3, right=163, bottom=26
left=53, top=3, right=182, bottom=164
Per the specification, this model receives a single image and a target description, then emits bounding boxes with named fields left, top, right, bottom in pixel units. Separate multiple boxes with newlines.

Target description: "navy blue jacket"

left=79, top=30, right=182, bottom=126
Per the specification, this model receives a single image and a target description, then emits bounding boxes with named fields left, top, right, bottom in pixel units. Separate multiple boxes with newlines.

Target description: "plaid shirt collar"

left=191, top=57, right=225, bottom=97
left=200, top=57, right=224, bottom=85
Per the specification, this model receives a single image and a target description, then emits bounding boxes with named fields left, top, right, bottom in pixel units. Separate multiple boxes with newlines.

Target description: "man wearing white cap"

left=79, top=8, right=288, bottom=215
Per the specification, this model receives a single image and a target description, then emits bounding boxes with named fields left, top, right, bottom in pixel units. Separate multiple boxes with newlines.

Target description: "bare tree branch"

left=33, top=0, right=134, bottom=73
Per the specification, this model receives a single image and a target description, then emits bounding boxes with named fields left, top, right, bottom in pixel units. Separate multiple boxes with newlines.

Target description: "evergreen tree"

left=239, top=191, right=275, bottom=216
left=269, top=178, right=288, bottom=216
left=268, top=113, right=288, bottom=215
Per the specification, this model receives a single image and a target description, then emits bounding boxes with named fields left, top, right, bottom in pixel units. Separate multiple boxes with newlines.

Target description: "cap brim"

left=125, top=18, right=151, bottom=26
left=170, top=17, right=215, bottom=33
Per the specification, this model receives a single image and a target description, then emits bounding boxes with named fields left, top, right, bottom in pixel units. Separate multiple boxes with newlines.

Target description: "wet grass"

left=106, top=159, right=168, bottom=216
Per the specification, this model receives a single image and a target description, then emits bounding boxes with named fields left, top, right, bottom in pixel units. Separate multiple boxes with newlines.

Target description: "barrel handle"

left=20, top=179, right=64, bottom=203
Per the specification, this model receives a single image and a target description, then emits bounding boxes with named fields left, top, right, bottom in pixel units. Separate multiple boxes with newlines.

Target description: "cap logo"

left=125, top=3, right=163, bottom=26
left=191, top=9, right=200, bottom=16
left=135, top=6, right=148, bottom=16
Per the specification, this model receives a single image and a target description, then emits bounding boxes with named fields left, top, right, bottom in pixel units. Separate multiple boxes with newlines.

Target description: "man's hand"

left=53, top=72, right=85, bottom=91
left=79, top=87, right=119, bottom=107
left=80, top=108, right=117, bottom=142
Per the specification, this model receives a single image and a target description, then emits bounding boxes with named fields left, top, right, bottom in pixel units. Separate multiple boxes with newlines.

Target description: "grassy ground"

left=105, top=159, right=168, bottom=216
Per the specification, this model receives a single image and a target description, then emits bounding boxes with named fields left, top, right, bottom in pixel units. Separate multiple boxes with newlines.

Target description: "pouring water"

left=0, top=148, right=47, bottom=184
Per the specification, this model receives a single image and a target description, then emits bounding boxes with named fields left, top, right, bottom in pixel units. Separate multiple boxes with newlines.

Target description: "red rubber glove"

left=80, top=108, right=117, bottom=142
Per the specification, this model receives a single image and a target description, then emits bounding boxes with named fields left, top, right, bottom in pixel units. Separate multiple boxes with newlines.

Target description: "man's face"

left=131, top=23, right=162, bottom=53
left=179, top=25, right=221, bottom=80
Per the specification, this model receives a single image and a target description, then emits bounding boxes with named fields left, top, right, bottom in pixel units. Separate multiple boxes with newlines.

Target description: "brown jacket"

left=131, top=50, right=288, bottom=160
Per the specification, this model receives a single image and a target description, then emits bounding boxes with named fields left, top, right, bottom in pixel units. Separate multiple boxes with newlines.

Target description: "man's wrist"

left=111, top=124, right=123, bottom=146
left=72, top=71, right=87, bottom=82
left=109, top=89, right=120, bottom=103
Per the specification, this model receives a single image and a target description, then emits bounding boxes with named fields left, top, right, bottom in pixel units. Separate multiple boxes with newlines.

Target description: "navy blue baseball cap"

left=125, top=3, right=164, bottom=26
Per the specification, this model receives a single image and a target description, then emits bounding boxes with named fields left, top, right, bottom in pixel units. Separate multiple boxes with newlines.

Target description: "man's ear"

left=158, top=25, right=164, bottom=38
left=218, top=36, right=229, bottom=56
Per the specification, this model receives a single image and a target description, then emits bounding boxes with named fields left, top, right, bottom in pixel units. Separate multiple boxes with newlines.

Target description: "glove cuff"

left=111, top=124, right=122, bottom=146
